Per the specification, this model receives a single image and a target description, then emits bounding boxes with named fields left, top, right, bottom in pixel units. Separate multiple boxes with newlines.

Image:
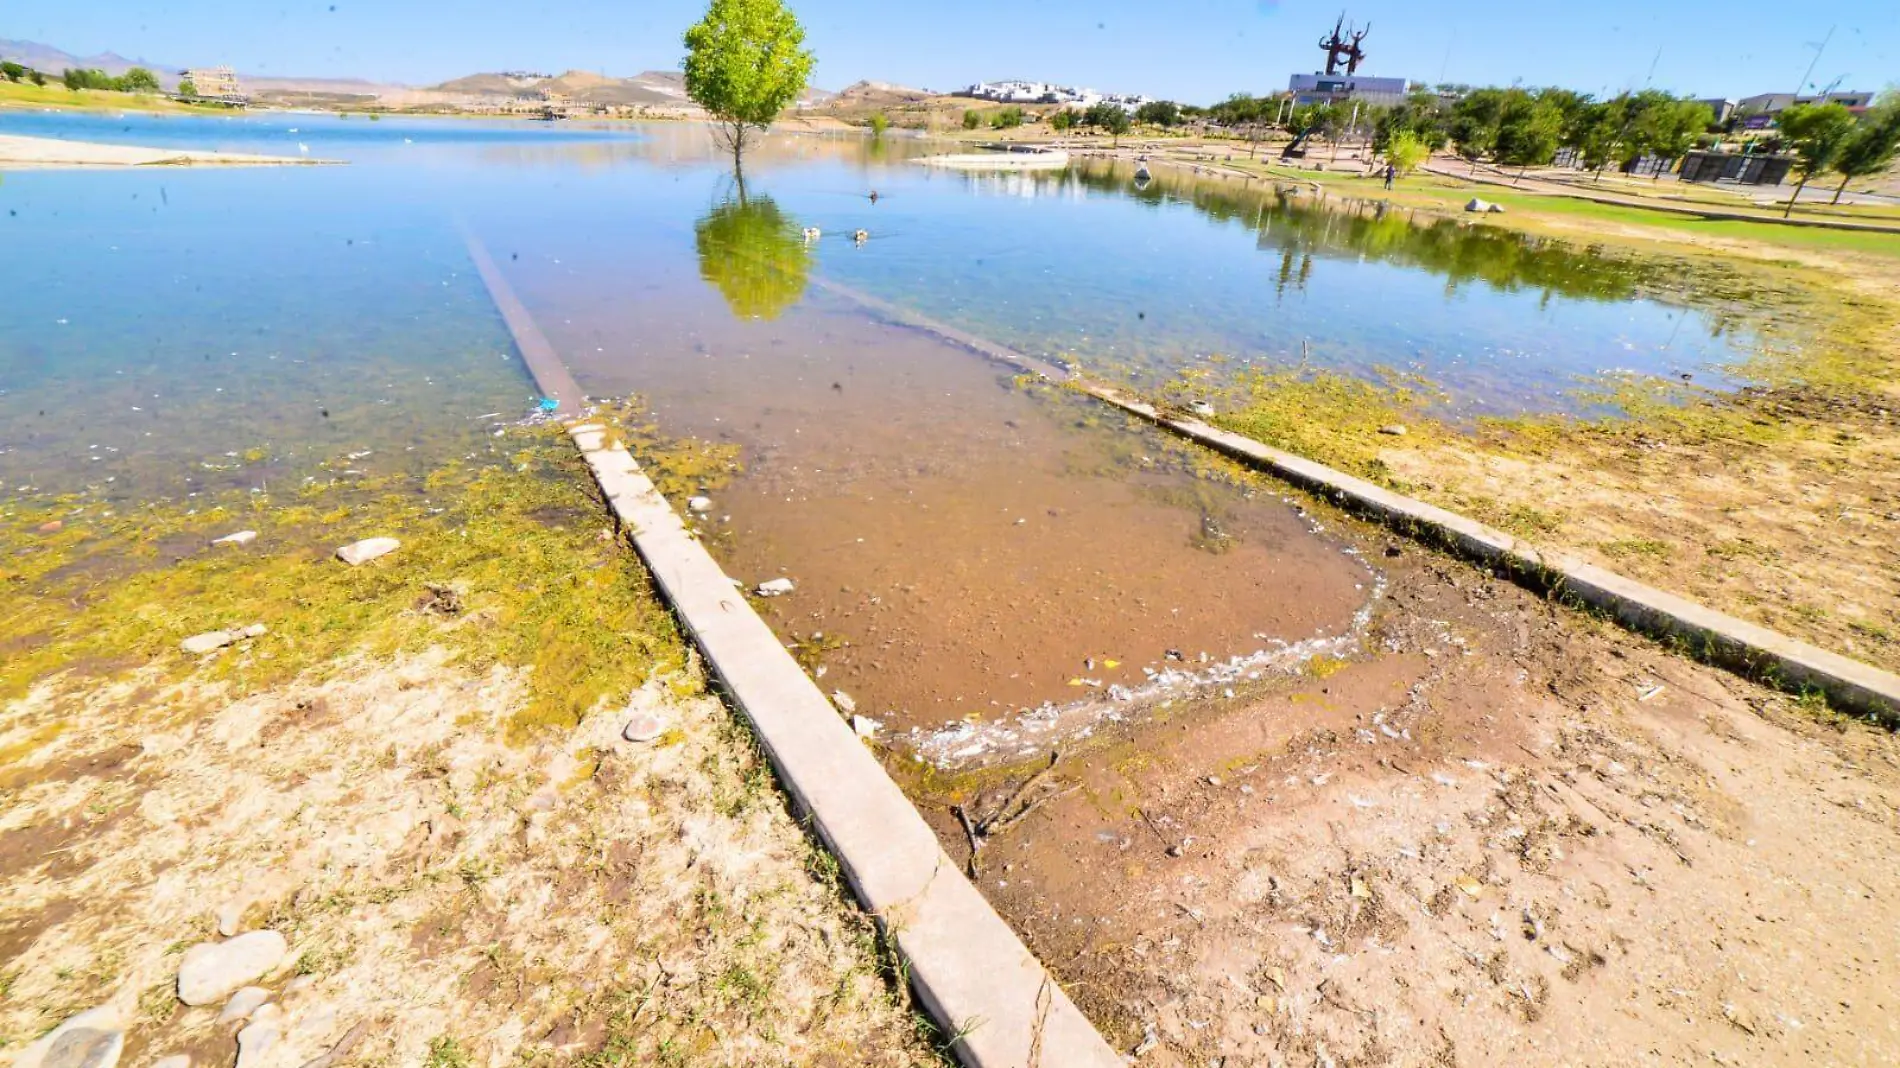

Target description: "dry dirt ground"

left=920, top=509, right=1900, bottom=1066
left=0, top=650, right=938, bottom=1067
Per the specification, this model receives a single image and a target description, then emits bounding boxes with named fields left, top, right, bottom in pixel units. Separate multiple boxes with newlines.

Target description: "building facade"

left=1736, top=90, right=1876, bottom=115
left=181, top=66, right=246, bottom=102
left=1287, top=73, right=1408, bottom=108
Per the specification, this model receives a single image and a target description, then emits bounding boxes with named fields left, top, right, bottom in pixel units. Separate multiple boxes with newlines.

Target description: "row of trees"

left=1776, top=99, right=1900, bottom=211
left=59, top=66, right=161, bottom=93
left=1, top=60, right=49, bottom=86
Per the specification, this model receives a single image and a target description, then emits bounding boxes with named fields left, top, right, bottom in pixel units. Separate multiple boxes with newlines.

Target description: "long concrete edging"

left=816, top=279, right=1900, bottom=724
left=466, top=237, right=1123, bottom=1068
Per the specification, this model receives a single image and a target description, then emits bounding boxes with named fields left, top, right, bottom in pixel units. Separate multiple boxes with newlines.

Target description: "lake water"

left=0, top=110, right=1805, bottom=752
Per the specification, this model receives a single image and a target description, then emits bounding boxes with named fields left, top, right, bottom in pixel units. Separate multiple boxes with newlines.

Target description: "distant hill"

left=831, top=80, right=930, bottom=106
left=430, top=68, right=829, bottom=108
left=0, top=38, right=178, bottom=78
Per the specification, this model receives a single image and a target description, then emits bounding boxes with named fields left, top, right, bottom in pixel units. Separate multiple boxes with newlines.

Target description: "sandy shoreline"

left=0, top=133, right=340, bottom=169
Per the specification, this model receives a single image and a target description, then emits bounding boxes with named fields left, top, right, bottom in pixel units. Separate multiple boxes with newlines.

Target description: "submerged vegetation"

left=0, top=414, right=741, bottom=740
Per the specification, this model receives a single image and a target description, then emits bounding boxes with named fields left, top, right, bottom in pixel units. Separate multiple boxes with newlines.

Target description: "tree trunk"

left=1831, top=174, right=1851, bottom=205
left=1784, top=170, right=1811, bottom=218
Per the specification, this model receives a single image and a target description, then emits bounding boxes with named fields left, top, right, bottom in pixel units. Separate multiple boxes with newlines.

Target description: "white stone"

left=687, top=496, right=713, bottom=513
left=176, top=931, right=288, bottom=1006
left=181, top=624, right=267, bottom=656
left=214, top=899, right=246, bottom=937
left=212, top=531, right=258, bottom=546
left=334, top=537, right=399, bottom=566
left=15, top=1007, right=123, bottom=1068
left=181, top=631, right=237, bottom=655
left=150, top=1056, right=191, bottom=1068
left=234, top=1016, right=279, bottom=1068
left=218, top=987, right=271, bottom=1024
left=755, top=577, right=795, bottom=597
left=1189, top=401, right=1215, bottom=418
left=851, top=715, right=881, bottom=738
left=1378, top=424, right=1408, bottom=436
left=622, top=712, right=666, bottom=743
left=831, top=690, right=857, bottom=714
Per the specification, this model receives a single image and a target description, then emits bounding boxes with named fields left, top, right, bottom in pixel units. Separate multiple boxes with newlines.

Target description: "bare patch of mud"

left=915, top=508, right=1900, bottom=1064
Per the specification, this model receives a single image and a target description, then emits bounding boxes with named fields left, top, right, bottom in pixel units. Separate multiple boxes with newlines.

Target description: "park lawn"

left=0, top=79, right=228, bottom=115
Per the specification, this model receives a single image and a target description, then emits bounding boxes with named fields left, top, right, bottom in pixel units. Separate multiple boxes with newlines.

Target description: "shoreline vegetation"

left=1042, top=156, right=1900, bottom=675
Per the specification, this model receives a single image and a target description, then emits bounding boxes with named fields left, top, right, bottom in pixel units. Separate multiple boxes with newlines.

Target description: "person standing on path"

left=1384, top=162, right=1396, bottom=190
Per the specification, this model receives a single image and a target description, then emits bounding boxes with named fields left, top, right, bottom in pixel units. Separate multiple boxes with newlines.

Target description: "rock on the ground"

left=212, top=531, right=258, bottom=546
left=149, top=1057, right=191, bottom=1068
left=234, top=1006, right=282, bottom=1068
left=334, top=537, right=399, bottom=566
left=1378, top=424, right=1408, bottom=436
left=622, top=712, right=666, bottom=743
left=687, top=496, right=713, bottom=513
left=215, top=898, right=247, bottom=938
left=218, top=987, right=272, bottom=1024
left=1188, top=401, right=1215, bottom=418
left=176, top=930, right=288, bottom=1006
left=756, top=577, right=795, bottom=597
left=180, top=624, right=267, bottom=656
left=831, top=690, right=857, bottom=715
left=15, top=1007, right=123, bottom=1068
left=1465, top=197, right=1494, bottom=213
left=851, top=715, right=881, bottom=738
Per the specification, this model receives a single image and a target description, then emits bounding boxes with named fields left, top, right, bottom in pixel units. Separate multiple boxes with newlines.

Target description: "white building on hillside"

left=960, top=81, right=1152, bottom=111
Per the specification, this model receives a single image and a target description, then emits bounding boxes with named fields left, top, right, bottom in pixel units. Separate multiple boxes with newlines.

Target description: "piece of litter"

left=213, top=530, right=258, bottom=547
left=831, top=690, right=857, bottom=714
left=851, top=715, right=881, bottom=738
left=755, top=577, right=795, bottom=596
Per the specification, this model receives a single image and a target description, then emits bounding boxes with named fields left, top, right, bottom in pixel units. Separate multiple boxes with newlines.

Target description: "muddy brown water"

left=494, top=260, right=1377, bottom=757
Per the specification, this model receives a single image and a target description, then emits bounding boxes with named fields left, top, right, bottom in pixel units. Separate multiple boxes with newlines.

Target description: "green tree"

left=1448, top=87, right=1508, bottom=170
left=1135, top=99, right=1181, bottom=127
left=178, top=77, right=199, bottom=99
left=962, top=108, right=982, bottom=130
left=1384, top=130, right=1429, bottom=175
left=1776, top=102, right=1858, bottom=216
left=989, top=105, right=1024, bottom=130
left=1373, top=89, right=1449, bottom=153
left=1, top=61, right=24, bottom=83
left=1830, top=96, right=1900, bottom=204
left=867, top=111, right=888, bottom=137
left=1494, top=93, right=1564, bottom=172
left=681, top=0, right=815, bottom=172
left=29, top=69, right=46, bottom=86
left=693, top=193, right=812, bottom=320
left=1049, top=108, right=1075, bottom=132
left=120, top=66, right=160, bottom=93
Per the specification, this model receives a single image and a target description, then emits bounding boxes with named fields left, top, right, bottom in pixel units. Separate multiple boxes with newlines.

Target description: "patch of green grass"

left=1202, top=367, right=1428, bottom=483
left=0, top=422, right=690, bottom=743
left=425, top=1035, right=473, bottom=1068
left=1599, top=538, right=1671, bottom=561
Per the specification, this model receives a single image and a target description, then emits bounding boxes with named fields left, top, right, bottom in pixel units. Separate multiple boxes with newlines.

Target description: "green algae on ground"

left=0, top=420, right=693, bottom=742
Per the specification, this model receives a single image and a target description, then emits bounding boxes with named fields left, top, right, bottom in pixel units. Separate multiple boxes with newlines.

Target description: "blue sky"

left=6, top=0, right=1893, bottom=103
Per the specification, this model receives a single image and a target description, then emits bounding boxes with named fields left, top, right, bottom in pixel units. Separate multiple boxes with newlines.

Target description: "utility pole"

left=1795, top=25, right=1836, bottom=96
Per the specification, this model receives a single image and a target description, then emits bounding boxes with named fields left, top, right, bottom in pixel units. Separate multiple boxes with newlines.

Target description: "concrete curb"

left=816, top=279, right=1900, bottom=723
left=465, top=237, right=1122, bottom=1068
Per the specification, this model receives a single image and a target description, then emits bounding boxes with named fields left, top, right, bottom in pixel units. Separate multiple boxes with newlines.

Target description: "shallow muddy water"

left=0, top=110, right=1818, bottom=747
